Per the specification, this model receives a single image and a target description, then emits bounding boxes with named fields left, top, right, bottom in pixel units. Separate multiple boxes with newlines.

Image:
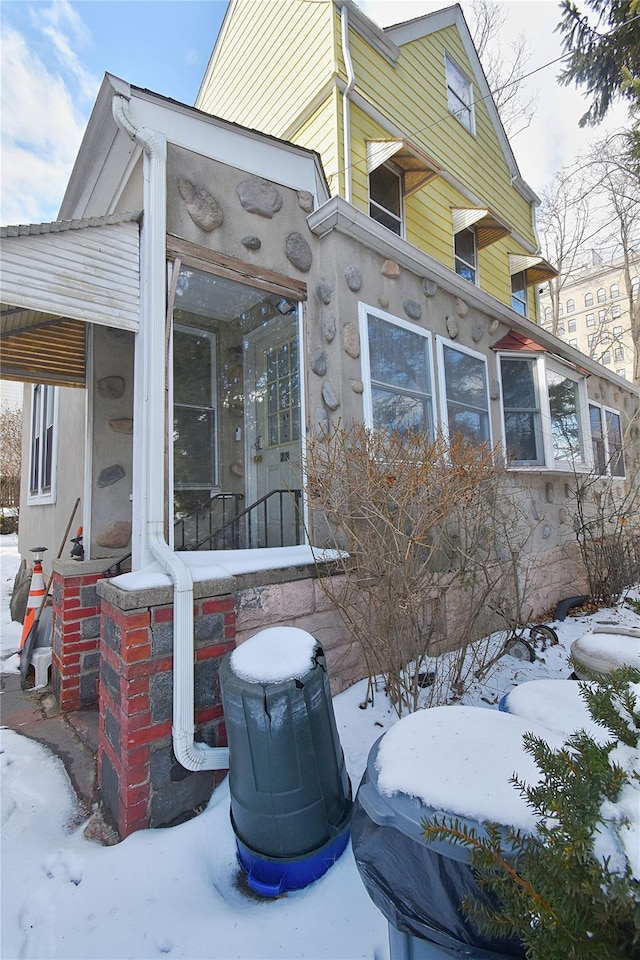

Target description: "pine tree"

left=423, top=668, right=640, bottom=959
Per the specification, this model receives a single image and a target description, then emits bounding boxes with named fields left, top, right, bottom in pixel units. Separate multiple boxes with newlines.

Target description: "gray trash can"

left=352, top=707, right=563, bottom=959
left=219, top=627, right=352, bottom=897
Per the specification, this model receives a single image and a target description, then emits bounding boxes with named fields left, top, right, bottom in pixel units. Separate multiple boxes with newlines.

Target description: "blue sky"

left=0, top=0, right=631, bottom=228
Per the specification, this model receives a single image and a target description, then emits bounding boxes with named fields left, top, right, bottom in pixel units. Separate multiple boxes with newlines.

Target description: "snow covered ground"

left=1, top=532, right=639, bottom=960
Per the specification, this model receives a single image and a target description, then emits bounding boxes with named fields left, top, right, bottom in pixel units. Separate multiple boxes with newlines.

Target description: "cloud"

left=0, top=3, right=99, bottom=225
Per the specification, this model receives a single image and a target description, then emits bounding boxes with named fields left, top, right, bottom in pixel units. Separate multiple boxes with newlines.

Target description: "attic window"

left=446, top=55, right=474, bottom=133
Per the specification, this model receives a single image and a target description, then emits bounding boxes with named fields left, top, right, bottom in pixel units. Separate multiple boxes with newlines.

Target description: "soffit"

left=508, top=253, right=558, bottom=286
left=0, top=310, right=86, bottom=387
left=367, top=139, right=442, bottom=196
left=452, top=208, right=511, bottom=250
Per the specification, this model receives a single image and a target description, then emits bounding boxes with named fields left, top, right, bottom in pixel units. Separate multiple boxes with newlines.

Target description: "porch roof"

left=0, top=213, right=140, bottom=387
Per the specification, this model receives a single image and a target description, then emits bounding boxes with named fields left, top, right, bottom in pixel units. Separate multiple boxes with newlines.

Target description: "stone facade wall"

left=96, top=586, right=235, bottom=838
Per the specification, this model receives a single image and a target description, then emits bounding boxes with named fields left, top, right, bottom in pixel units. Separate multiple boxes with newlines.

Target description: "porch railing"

left=174, top=488, right=303, bottom=551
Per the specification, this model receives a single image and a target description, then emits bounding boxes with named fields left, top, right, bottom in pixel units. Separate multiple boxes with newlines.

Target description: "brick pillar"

left=51, top=559, right=106, bottom=711
left=97, top=582, right=235, bottom=838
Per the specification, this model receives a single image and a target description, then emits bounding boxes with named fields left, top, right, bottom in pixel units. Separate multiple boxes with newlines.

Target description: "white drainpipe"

left=340, top=5, right=355, bottom=204
left=112, top=94, right=229, bottom=771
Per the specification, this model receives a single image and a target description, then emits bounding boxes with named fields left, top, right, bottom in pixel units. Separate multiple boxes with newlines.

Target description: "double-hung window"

left=369, top=163, right=403, bottom=236
left=499, top=355, right=589, bottom=469
left=360, top=306, right=434, bottom=436
left=589, top=404, right=625, bottom=477
left=29, top=383, right=57, bottom=502
left=454, top=228, right=477, bottom=283
left=445, top=55, right=474, bottom=133
left=511, top=272, right=527, bottom=316
left=437, top=339, right=490, bottom=443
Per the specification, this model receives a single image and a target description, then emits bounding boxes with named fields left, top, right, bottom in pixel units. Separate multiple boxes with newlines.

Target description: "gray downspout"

left=112, top=93, right=229, bottom=771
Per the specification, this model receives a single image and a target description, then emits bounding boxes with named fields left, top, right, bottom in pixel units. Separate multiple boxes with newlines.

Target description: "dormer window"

left=446, top=55, right=474, bottom=133
left=369, top=162, right=402, bottom=236
left=454, top=227, right=477, bottom=283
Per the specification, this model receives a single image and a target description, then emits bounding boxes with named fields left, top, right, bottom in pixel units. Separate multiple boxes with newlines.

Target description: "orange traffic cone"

left=19, top=547, right=48, bottom=651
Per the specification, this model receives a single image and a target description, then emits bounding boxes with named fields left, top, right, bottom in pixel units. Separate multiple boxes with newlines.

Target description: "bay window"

left=589, top=404, right=625, bottom=477
left=499, top=354, right=590, bottom=469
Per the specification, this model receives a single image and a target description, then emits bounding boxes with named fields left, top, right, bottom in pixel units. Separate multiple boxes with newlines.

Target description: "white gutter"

left=112, top=94, right=229, bottom=772
left=340, top=5, right=356, bottom=204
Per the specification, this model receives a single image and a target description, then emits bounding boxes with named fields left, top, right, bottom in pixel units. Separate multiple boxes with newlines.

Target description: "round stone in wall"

left=108, top=418, right=133, bottom=434
left=177, top=178, right=224, bottom=232
left=454, top=298, right=469, bottom=317
left=96, top=521, right=132, bottom=549
left=471, top=324, right=484, bottom=343
left=241, top=235, right=261, bottom=250
left=323, top=313, right=337, bottom=343
left=314, top=407, right=329, bottom=435
left=545, top=482, right=555, bottom=503
left=317, top=278, right=334, bottom=304
left=445, top=315, right=459, bottom=339
left=285, top=232, right=312, bottom=272
left=489, top=379, right=500, bottom=401
left=236, top=178, right=282, bottom=218
left=310, top=348, right=327, bottom=377
left=377, top=297, right=389, bottom=309
left=489, top=318, right=500, bottom=334
left=98, top=376, right=125, bottom=400
left=381, top=259, right=400, bottom=278
left=403, top=298, right=422, bottom=321
left=344, top=266, right=362, bottom=292
left=297, top=190, right=314, bottom=212
left=97, top=465, right=126, bottom=488
left=350, top=379, right=364, bottom=394
left=322, top=381, right=340, bottom=410
left=422, top=278, right=438, bottom=297
left=342, top=322, right=360, bottom=359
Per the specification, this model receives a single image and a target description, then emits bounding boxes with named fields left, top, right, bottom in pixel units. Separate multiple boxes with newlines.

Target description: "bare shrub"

left=568, top=469, right=640, bottom=607
left=305, top=425, right=538, bottom=716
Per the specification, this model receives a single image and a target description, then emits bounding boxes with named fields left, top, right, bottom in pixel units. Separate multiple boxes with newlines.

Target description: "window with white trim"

left=445, top=55, right=474, bottom=132
left=597, top=288, right=606, bottom=303
left=369, top=163, right=403, bottom=236
left=586, top=313, right=595, bottom=327
left=589, top=403, right=625, bottom=477
left=437, top=338, right=490, bottom=443
left=511, top=272, right=527, bottom=315
left=567, top=298, right=575, bottom=313
left=568, top=318, right=576, bottom=332
left=29, top=383, right=57, bottom=502
left=614, top=347, right=624, bottom=362
left=499, top=354, right=589, bottom=469
left=585, top=292, right=594, bottom=307
left=612, top=304, right=621, bottom=318
left=360, top=306, right=434, bottom=437
left=616, top=368, right=627, bottom=379
left=454, top=228, right=477, bottom=283
left=610, top=283, right=619, bottom=299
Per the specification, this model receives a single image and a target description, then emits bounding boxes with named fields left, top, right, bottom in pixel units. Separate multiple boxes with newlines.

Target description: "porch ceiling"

left=0, top=306, right=86, bottom=387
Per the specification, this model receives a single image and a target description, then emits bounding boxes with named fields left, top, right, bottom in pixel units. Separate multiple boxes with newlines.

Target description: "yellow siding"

left=344, top=22, right=537, bottom=248
left=293, top=91, right=342, bottom=196
left=197, top=0, right=336, bottom=139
